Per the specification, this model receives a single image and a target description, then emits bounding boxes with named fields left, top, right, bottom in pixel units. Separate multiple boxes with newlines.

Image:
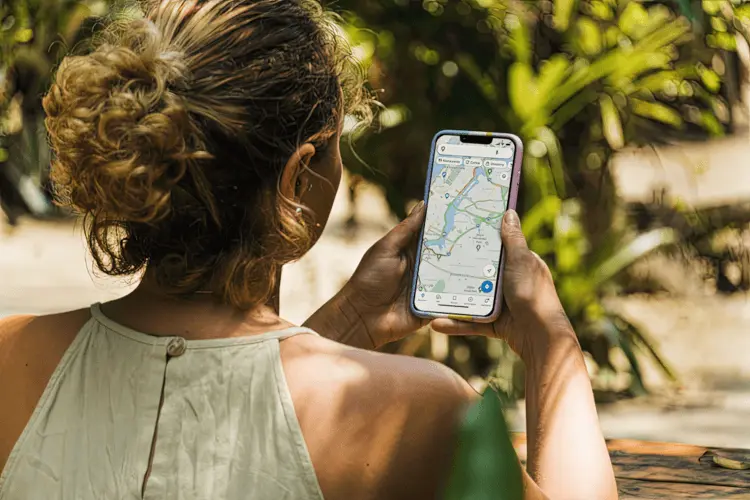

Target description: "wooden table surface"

left=512, top=434, right=750, bottom=499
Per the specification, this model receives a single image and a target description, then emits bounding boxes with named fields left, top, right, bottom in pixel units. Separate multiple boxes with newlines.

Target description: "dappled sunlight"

left=3, top=0, right=750, bottom=498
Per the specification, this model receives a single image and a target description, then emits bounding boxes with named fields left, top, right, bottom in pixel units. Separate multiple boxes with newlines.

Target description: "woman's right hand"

left=430, top=209, right=577, bottom=362
left=437, top=210, right=617, bottom=500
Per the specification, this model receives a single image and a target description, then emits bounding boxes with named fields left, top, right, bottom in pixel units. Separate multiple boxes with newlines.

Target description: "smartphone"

left=410, top=130, right=523, bottom=323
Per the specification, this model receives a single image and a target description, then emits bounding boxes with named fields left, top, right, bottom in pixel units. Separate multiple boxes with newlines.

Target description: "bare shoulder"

left=0, top=309, right=89, bottom=368
left=283, top=333, right=472, bottom=391
left=0, top=309, right=90, bottom=470
left=281, top=333, right=477, bottom=500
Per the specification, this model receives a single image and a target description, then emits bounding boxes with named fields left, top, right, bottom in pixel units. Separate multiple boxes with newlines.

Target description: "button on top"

left=167, top=337, right=187, bottom=357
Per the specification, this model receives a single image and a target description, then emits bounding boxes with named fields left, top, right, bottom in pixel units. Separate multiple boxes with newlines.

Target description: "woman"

left=0, top=1, right=617, bottom=499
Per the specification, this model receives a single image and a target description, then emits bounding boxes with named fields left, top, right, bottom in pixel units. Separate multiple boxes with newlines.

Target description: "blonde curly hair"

left=43, top=0, right=370, bottom=308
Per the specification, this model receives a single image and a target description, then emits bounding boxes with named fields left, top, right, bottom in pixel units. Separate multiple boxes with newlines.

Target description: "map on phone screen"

left=414, top=134, right=517, bottom=317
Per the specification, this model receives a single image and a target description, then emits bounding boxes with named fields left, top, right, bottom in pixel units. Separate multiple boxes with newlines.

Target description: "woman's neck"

left=99, top=279, right=294, bottom=341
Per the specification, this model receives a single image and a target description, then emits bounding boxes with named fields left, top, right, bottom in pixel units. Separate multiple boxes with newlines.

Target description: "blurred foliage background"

left=0, top=0, right=111, bottom=223
left=2, top=0, right=750, bottom=402
left=328, top=0, right=750, bottom=400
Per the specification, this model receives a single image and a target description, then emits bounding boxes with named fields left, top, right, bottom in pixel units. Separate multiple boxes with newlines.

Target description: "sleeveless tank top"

left=0, top=303, right=325, bottom=500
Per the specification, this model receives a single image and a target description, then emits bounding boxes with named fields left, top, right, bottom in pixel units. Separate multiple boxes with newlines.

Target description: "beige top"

left=0, top=303, right=325, bottom=500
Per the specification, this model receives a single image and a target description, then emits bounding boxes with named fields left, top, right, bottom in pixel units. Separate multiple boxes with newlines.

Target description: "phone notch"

left=459, top=135, right=493, bottom=145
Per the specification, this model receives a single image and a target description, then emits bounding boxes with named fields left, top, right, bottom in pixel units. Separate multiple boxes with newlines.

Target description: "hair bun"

left=43, top=20, right=209, bottom=223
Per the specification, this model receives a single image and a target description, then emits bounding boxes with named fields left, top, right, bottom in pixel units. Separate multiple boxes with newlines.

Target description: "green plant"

left=333, top=0, right=736, bottom=394
left=522, top=195, right=680, bottom=393
left=703, top=0, right=750, bottom=51
left=444, top=389, right=523, bottom=500
left=484, top=0, right=727, bottom=392
left=0, top=0, right=109, bottom=208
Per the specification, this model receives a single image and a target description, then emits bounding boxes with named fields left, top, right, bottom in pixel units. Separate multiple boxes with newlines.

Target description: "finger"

left=379, top=200, right=425, bottom=251
left=430, top=318, right=495, bottom=337
left=501, top=209, right=528, bottom=253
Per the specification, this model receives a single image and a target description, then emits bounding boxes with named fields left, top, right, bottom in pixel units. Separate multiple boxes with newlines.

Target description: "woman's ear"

left=280, top=143, right=316, bottom=202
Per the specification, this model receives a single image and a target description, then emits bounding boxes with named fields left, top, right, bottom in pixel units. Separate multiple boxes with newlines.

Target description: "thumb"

left=380, top=200, right=425, bottom=251
left=501, top=209, right=528, bottom=259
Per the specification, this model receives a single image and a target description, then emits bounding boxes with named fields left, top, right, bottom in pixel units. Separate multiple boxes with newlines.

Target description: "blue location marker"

left=445, top=193, right=450, bottom=199
left=447, top=252, right=452, bottom=256
left=442, top=171, right=447, bottom=178
left=480, top=281, right=494, bottom=293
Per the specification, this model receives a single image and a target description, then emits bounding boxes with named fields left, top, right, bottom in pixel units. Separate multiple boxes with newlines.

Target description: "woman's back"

left=0, top=304, right=324, bottom=499
left=0, top=305, right=469, bottom=500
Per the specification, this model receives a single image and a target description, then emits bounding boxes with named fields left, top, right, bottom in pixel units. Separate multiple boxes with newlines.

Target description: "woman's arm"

left=302, top=286, right=375, bottom=350
left=304, top=206, right=616, bottom=499
left=303, top=201, right=428, bottom=350
left=432, top=210, right=617, bottom=500
left=521, top=316, right=617, bottom=500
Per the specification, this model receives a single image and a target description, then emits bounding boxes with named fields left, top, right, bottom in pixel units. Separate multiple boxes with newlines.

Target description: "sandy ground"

left=508, top=293, right=750, bottom=449
left=2, top=170, right=750, bottom=449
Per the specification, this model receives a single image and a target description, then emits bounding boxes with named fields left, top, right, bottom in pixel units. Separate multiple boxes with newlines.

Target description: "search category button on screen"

left=437, top=156, right=462, bottom=166
left=483, top=159, right=508, bottom=168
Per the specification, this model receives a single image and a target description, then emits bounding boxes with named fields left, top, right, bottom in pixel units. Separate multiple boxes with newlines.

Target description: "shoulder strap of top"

left=90, top=302, right=319, bottom=347
left=257, top=326, right=320, bottom=342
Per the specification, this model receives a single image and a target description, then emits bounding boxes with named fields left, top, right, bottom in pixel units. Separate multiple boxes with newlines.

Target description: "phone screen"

left=413, top=134, right=518, bottom=317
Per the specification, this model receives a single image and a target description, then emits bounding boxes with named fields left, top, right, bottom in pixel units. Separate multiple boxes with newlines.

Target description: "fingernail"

left=410, top=200, right=425, bottom=216
left=505, top=209, right=520, bottom=226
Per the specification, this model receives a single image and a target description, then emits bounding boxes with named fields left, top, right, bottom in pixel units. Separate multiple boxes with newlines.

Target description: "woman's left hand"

left=303, top=201, right=428, bottom=349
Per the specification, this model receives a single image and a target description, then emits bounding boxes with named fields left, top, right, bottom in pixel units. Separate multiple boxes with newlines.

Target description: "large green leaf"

left=636, top=16, right=692, bottom=52
left=621, top=321, right=680, bottom=384
left=593, top=317, right=647, bottom=394
left=698, top=109, right=724, bottom=137
left=536, top=55, right=572, bottom=98
left=640, top=4, right=676, bottom=39
left=696, top=64, right=722, bottom=93
left=553, top=0, right=578, bottom=31
left=630, top=98, right=684, bottom=127
left=545, top=50, right=621, bottom=111
left=457, top=53, right=500, bottom=105
left=591, top=227, right=679, bottom=286
left=606, top=51, right=673, bottom=87
left=600, top=94, right=624, bottom=150
left=508, top=62, right=539, bottom=121
left=635, top=69, right=682, bottom=93
left=443, top=390, right=523, bottom=500
left=576, top=17, right=603, bottom=56
left=535, top=127, right=567, bottom=198
left=522, top=195, right=562, bottom=238
left=619, top=2, right=650, bottom=40
left=506, top=7, right=532, bottom=64
left=590, top=0, right=614, bottom=21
